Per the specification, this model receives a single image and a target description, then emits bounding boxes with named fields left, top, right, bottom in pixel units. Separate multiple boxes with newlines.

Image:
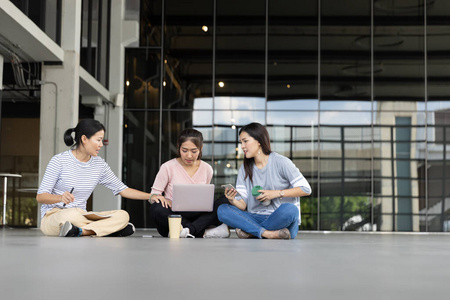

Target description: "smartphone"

left=221, top=184, right=241, bottom=197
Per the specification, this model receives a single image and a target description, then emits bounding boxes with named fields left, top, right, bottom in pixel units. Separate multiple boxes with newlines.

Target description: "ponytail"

left=64, top=128, right=76, bottom=147
left=63, top=119, right=105, bottom=149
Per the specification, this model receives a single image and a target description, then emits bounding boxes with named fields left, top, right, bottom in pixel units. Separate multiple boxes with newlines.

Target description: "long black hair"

left=176, top=128, right=204, bottom=160
left=239, top=122, right=272, bottom=182
left=63, top=119, right=105, bottom=148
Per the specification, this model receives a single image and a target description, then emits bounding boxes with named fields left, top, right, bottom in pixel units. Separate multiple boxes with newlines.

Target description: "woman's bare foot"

left=81, top=228, right=96, bottom=236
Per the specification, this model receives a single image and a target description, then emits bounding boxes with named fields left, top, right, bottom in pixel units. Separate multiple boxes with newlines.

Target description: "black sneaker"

left=59, top=221, right=81, bottom=237
left=106, top=223, right=135, bottom=237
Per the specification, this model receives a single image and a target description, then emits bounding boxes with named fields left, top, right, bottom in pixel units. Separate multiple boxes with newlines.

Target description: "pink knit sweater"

left=150, top=158, right=213, bottom=201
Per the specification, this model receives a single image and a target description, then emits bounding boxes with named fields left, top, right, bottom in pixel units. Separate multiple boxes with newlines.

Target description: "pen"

left=63, top=188, right=74, bottom=207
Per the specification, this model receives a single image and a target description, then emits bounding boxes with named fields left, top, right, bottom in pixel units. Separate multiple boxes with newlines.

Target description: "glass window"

left=321, top=0, right=371, bottom=102
left=268, top=0, right=318, bottom=105
left=122, top=0, right=450, bottom=232
left=374, top=0, right=425, bottom=106
left=140, top=0, right=162, bottom=46
left=125, top=49, right=161, bottom=108
left=80, top=0, right=111, bottom=87
left=123, top=110, right=160, bottom=227
left=216, top=0, right=265, bottom=100
left=163, top=0, right=213, bottom=109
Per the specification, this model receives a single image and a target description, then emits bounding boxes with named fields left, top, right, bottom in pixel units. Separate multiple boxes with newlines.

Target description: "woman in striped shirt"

left=37, top=119, right=151, bottom=237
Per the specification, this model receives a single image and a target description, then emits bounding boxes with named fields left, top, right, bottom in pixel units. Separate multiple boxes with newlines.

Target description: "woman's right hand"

left=224, top=188, right=247, bottom=210
left=151, top=195, right=172, bottom=209
left=224, top=188, right=238, bottom=203
left=61, top=191, right=75, bottom=205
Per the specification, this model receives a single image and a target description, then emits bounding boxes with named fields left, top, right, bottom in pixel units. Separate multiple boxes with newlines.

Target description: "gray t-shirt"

left=235, top=152, right=311, bottom=221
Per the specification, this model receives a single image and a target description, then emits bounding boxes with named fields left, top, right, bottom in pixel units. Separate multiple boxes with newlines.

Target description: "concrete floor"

left=1, top=228, right=450, bottom=300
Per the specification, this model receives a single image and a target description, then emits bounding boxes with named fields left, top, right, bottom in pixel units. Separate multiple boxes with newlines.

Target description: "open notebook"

left=82, top=212, right=112, bottom=221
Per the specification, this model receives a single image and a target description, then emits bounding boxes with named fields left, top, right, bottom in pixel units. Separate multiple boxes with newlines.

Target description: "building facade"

left=1, top=0, right=450, bottom=232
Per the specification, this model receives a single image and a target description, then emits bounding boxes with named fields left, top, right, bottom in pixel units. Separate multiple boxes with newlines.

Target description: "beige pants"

left=40, top=207, right=130, bottom=237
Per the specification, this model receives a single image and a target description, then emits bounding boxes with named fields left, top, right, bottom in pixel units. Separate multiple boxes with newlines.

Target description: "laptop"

left=171, top=184, right=215, bottom=212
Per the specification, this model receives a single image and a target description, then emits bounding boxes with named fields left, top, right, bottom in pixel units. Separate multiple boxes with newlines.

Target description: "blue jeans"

left=217, top=203, right=299, bottom=239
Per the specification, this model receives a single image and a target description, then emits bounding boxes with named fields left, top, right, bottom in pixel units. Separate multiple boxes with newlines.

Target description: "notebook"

left=82, top=212, right=112, bottom=221
left=171, top=184, right=215, bottom=212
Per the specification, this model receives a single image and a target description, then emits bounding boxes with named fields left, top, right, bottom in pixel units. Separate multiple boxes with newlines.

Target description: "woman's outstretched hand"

left=150, top=195, right=172, bottom=208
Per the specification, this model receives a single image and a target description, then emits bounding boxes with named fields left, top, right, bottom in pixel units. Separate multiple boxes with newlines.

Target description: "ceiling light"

left=163, top=81, right=166, bottom=86
left=287, top=84, right=291, bottom=89
left=202, top=25, right=208, bottom=32
left=126, top=80, right=130, bottom=86
left=218, top=81, right=225, bottom=88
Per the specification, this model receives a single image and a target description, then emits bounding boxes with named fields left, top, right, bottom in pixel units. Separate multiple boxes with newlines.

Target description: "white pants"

left=40, top=207, right=130, bottom=237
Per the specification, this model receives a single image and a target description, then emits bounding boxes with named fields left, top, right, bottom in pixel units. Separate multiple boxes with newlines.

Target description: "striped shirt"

left=235, top=152, right=311, bottom=222
left=38, top=150, right=128, bottom=218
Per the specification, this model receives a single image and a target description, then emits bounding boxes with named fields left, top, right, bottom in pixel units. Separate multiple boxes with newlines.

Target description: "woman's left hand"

left=256, top=190, right=278, bottom=203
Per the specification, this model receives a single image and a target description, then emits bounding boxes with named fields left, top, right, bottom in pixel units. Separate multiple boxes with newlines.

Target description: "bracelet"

left=149, top=193, right=159, bottom=203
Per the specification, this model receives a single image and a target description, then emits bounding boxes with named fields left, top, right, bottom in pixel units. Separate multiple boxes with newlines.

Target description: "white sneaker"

left=180, top=227, right=195, bottom=238
left=203, top=223, right=230, bottom=238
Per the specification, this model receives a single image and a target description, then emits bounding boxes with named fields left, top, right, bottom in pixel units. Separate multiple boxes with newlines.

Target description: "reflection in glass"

left=373, top=112, right=425, bottom=231
left=268, top=111, right=318, bottom=126
left=321, top=0, right=371, bottom=102
left=268, top=0, right=318, bottom=103
left=215, top=97, right=265, bottom=110
left=214, top=110, right=265, bottom=127
left=300, top=197, right=318, bottom=230
left=374, top=0, right=425, bottom=103
left=140, top=0, right=162, bottom=46
left=194, top=98, right=213, bottom=110
left=125, top=49, right=161, bottom=108
left=320, top=195, right=371, bottom=231
left=121, top=0, right=450, bottom=232
left=123, top=111, right=160, bottom=227
left=267, top=99, right=319, bottom=110
left=163, top=0, right=213, bottom=109
left=192, top=110, right=213, bottom=126
left=320, top=101, right=372, bottom=111
left=216, top=0, right=265, bottom=99
left=320, top=111, right=371, bottom=126
left=80, top=0, right=110, bottom=87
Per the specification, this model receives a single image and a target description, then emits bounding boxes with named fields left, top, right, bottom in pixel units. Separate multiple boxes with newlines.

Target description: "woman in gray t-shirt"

left=218, top=122, right=311, bottom=239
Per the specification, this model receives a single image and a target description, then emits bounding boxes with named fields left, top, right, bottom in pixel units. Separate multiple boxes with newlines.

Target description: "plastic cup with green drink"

left=252, top=185, right=270, bottom=206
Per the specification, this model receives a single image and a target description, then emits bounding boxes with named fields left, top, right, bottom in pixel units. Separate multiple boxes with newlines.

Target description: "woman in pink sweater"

left=148, top=129, right=229, bottom=238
